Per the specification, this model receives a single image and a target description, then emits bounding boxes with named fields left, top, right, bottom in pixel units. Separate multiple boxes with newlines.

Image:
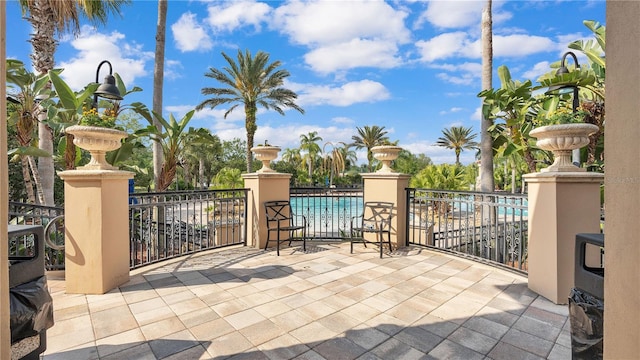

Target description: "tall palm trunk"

left=28, top=0, right=56, bottom=205
left=199, top=157, right=205, bottom=189
left=153, top=0, right=167, bottom=190
left=245, top=103, right=258, bottom=173
left=480, top=0, right=494, bottom=193
left=64, top=133, right=76, bottom=169
left=27, top=155, right=46, bottom=205
left=21, top=156, right=36, bottom=202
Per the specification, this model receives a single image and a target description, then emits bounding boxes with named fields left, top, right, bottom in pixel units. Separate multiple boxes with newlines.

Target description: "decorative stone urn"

left=65, top=125, right=127, bottom=170
left=250, top=145, right=281, bottom=173
left=529, top=123, right=599, bottom=172
left=371, top=145, right=402, bottom=173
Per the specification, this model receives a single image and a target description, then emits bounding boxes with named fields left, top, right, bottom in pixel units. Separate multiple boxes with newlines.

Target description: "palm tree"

left=196, top=49, right=304, bottom=173
left=6, top=59, right=50, bottom=204
left=300, top=131, right=322, bottom=182
left=436, top=126, right=479, bottom=166
left=351, top=125, right=389, bottom=172
left=152, top=0, right=167, bottom=190
left=322, top=141, right=354, bottom=187
left=479, top=0, right=495, bottom=192
left=144, top=110, right=197, bottom=192
left=181, top=128, right=221, bottom=189
left=282, top=147, right=302, bottom=167
left=214, top=167, right=243, bottom=189
left=18, top=0, right=129, bottom=205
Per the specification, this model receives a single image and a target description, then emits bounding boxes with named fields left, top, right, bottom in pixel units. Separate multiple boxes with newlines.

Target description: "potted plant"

left=65, top=106, right=127, bottom=170
left=250, top=140, right=281, bottom=173
left=371, top=143, right=402, bottom=173
left=529, top=106, right=598, bottom=172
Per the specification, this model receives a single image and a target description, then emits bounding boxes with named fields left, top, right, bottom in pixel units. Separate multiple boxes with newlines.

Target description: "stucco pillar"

left=58, top=170, right=133, bottom=294
left=524, top=172, right=603, bottom=304
left=242, top=172, right=291, bottom=250
left=605, top=2, right=640, bottom=357
left=361, top=173, right=410, bottom=250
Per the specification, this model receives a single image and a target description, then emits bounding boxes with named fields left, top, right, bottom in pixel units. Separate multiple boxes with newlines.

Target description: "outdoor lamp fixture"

left=546, top=51, right=581, bottom=166
left=93, top=60, right=123, bottom=108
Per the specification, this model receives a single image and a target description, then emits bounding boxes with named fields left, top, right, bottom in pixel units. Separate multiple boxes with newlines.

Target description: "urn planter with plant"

left=65, top=107, right=127, bottom=170
left=251, top=141, right=281, bottom=173
left=371, top=145, right=402, bottom=173
left=530, top=108, right=598, bottom=172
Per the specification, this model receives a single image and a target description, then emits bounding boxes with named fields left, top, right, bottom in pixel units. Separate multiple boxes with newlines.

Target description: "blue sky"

left=6, top=0, right=605, bottom=165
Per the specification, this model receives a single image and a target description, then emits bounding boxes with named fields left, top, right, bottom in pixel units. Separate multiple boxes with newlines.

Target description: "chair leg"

left=302, top=230, right=306, bottom=251
left=379, top=232, right=383, bottom=259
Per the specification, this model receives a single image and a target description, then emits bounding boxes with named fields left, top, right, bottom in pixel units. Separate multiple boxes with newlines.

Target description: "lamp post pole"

left=93, top=60, right=122, bottom=109
left=547, top=51, right=582, bottom=166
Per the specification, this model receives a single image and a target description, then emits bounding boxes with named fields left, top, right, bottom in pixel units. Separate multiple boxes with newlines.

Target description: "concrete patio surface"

left=42, top=242, right=571, bottom=360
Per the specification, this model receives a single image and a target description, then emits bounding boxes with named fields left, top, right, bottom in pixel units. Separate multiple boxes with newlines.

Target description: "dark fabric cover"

left=569, top=287, right=604, bottom=360
left=10, top=275, right=54, bottom=343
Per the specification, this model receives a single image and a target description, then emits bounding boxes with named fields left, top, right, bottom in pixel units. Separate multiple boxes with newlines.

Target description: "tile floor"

left=42, top=242, right=571, bottom=359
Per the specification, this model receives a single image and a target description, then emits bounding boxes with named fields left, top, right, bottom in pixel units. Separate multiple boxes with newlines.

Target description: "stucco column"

left=242, top=172, right=291, bottom=250
left=524, top=172, right=603, bottom=304
left=361, top=173, right=410, bottom=250
left=605, top=2, right=640, bottom=357
left=58, top=170, right=133, bottom=294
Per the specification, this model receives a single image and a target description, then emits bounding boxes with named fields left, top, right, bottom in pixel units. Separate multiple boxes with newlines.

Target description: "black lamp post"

left=546, top=51, right=581, bottom=166
left=93, top=60, right=123, bottom=109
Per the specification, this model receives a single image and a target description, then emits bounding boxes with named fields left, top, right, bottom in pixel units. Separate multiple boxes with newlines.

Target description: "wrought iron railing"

left=406, top=189, right=528, bottom=273
left=8, top=202, right=65, bottom=270
left=128, top=189, right=248, bottom=269
left=290, top=187, right=364, bottom=240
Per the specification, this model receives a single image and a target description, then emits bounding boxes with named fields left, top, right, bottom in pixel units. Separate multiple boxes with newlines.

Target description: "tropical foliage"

left=18, top=0, right=130, bottom=205
left=436, top=126, right=478, bottom=166
left=351, top=125, right=390, bottom=172
left=410, top=164, right=469, bottom=191
left=196, top=49, right=304, bottom=173
left=6, top=16, right=608, bottom=203
left=300, top=131, right=322, bottom=183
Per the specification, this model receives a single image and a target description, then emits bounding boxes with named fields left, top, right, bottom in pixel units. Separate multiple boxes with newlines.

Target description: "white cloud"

left=522, top=61, right=552, bottom=81
left=163, top=60, right=183, bottom=80
left=436, top=72, right=475, bottom=86
left=171, top=12, right=213, bottom=52
left=57, top=28, right=151, bottom=91
left=471, top=106, right=482, bottom=121
left=429, top=62, right=482, bottom=85
left=205, top=0, right=271, bottom=32
left=415, top=32, right=470, bottom=62
left=430, top=62, right=482, bottom=74
left=416, top=0, right=511, bottom=30
left=272, top=0, right=410, bottom=46
left=417, top=32, right=557, bottom=63
left=304, top=39, right=402, bottom=73
left=298, top=80, right=391, bottom=107
left=271, top=0, right=410, bottom=75
left=492, top=35, right=556, bottom=57
left=419, top=1, right=485, bottom=29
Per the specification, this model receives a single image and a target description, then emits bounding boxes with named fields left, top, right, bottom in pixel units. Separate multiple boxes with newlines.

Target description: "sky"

left=5, top=0, right=605, bottom=165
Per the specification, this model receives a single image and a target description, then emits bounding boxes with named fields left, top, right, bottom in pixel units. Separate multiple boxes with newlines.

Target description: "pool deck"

left=42, top=242, right=571, bottom=359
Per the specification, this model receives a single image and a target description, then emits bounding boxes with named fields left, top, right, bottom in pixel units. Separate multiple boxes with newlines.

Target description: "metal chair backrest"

left=361, top=201, right=394, bottom=230
left=264, top=200, right=296, bottom=227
